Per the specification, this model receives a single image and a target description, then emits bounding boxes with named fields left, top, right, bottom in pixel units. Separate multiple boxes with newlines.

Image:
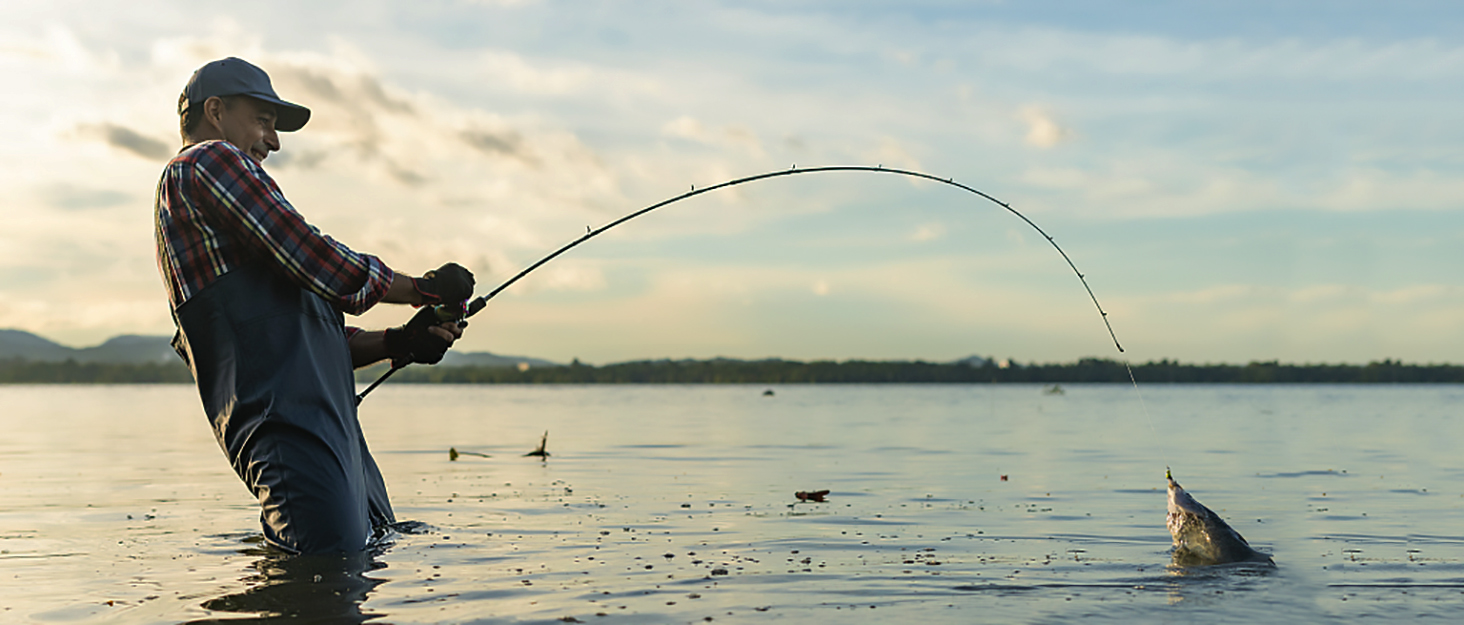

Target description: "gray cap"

left=179, top=57, right=310, bottom=132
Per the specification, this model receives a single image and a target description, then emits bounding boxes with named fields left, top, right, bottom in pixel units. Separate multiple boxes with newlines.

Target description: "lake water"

left=4, top=383, right=1464, bottom=623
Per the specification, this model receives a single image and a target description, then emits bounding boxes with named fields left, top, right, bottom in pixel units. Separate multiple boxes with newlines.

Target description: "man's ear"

left=202, top=96, right=226, bottom=133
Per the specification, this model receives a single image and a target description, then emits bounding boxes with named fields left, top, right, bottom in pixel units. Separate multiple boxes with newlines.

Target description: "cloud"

left=478, top=50, right=595, bottom=95
left=266, top=63, right=412, bottom=160
left=662, top=115, right=764, bottom=156
left=274, top=65, right=414, bottom=114
left=265, top=149, right=327, bottom=170
left=3, top=29, right=632, bottom=346
left=7, top=6, right=1464, bottom=364
left=1116, top=281, right=1464, bottom=363
left=1017, top=106, right=1068, bottom=148
left=536, top=262, right=608, bottom=293
left=1016, top=160, right=1464, bottom=218
left=475, top=257, right=1129, bottom=363
left=910, top=223, right=945, bottom=242
left=460, top=128, right=536, bottom=166
left=662, top=116, right=706, bottom=141
left=223, top=50, right=614, bottom=206
left=79, top=123, right=172, bottom=160
left=475, top=259, right=606, bottom=298
left=948, top=27, right=1464, bottom=82
left=1159, top=283, right=1446, bottom=310
left=1372, top=285, right=1463, bottom=305
left=41, top=185, right=132, bottom=211
left=887, top=48, right=919, bottom=66
left=461, top=128, right=521, bottom=155
left=387, top=165, right=428, bottom=187
left=865, top=137, right=921, bottom=170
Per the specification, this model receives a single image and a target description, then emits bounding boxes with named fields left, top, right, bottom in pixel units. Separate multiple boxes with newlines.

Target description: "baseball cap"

left=178, top=57, right=311, bottom=132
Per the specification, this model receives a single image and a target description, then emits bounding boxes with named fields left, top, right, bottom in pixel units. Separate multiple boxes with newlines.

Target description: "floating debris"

left=762, top=389, right=775, bottom=397
left=1000, top=474, right=1009, bottom=482
left=525, top=431, right=550, bottom=458
left=1166, top=467, right=1273, bottom=566
left=1043, top=384, right=1065, bottom=395
left=795, top=490, right=830, bottom=503
left=448, top=447, right=490, bottom=461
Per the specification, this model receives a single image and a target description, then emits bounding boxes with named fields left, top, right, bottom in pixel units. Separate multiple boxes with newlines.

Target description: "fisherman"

left=154, top=57, right=475, bottom=554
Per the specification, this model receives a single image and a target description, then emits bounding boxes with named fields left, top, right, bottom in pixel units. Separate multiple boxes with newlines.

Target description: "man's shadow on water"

left=185, top=525, right=425, bottom=625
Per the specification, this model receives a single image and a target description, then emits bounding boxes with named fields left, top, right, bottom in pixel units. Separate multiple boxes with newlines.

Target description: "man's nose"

left=264, top=127, right=281, bottom=152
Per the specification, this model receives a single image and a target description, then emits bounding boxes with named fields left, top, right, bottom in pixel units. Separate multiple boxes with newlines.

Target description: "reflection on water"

left=1163, top=561, right=1277, bottom=606
left=184, top=522, right=434, bottom=624
left=5, top=384, right=1464, bottom=623
left=188, top=542, right=385, bottom=625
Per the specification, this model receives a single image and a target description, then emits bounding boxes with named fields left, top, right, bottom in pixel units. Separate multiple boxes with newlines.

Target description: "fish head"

left=1166, top=470, right=1207, bottom=544
left=1164, top=469, right=1273, bottom=566
left=1166, top=470, right=1205, bottom=517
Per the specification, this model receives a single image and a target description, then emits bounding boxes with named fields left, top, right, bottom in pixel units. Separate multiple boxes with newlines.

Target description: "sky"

left=4, top=0, right=1464, bottom=365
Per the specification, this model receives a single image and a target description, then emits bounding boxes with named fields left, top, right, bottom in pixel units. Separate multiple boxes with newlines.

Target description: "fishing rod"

left=356, top=165, right=1123, bottom=404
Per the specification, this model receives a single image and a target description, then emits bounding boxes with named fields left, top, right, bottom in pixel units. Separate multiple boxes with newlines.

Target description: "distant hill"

left=0, top=329, right=560, bottom=368
left=0, top=329, right=71, bottom=361
left=0, top=330, right=176, bottom=364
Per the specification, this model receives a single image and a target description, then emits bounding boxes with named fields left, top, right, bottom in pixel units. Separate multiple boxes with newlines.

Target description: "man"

left=154, top=57, right=474, bottom=554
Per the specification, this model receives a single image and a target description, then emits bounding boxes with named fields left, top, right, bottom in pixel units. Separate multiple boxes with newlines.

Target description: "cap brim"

left=272, top=100, right=311, bottom=133
left=250, top=94, right=311, bottom=132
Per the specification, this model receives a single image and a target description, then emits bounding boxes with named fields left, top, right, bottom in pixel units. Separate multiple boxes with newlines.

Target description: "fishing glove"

left=384, top=306, right=454, bottom=365
left=411, top=262, right=475, bottom=306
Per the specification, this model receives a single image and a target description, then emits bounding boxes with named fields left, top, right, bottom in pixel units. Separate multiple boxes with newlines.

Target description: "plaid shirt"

left=154, top=141, right=393, bottom=333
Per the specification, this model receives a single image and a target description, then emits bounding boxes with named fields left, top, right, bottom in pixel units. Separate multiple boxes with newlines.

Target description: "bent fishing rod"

left=356, top=165, right=1122, bottom=404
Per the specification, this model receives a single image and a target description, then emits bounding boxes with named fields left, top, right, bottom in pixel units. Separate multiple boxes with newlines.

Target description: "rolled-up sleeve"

left=189, top=142, right=393, bottom=315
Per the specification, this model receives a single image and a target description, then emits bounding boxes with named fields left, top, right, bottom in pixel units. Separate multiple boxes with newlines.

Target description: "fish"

left=1166, top=468, right=1273, bottom=566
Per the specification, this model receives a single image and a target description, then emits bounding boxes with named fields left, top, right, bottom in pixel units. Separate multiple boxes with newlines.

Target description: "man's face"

left=216, top=96, right=281, bottom=163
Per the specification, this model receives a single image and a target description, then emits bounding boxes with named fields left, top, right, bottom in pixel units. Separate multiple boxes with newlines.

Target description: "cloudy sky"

left=4, top=1, right=1463, bottom=365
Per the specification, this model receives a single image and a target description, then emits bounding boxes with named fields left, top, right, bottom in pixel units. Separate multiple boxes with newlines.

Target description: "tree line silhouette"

left=0, top=356, right=1457, bottom=384
left=359, top=357, right=1464, bottom=384
left=0, top=358, right=192, bottom=383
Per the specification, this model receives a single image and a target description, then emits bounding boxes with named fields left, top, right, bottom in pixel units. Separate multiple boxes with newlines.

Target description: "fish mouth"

left=1165, top=471, right=1205, bottom=516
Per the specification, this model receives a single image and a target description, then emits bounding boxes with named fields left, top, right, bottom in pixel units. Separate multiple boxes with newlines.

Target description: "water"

left=4, top=384, right=1464, bottom=623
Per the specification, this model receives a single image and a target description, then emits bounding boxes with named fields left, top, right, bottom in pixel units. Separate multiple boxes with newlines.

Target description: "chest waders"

left=171, top=262, right=394, bottom=554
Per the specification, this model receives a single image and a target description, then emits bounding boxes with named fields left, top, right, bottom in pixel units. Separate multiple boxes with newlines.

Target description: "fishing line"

left=357, top=165, right=1128, bottom=404
left=1123, top=360, right=1160, bottom=452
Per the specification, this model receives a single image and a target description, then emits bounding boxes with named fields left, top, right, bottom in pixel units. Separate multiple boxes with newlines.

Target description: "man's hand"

left=411, top=262, right=475, bottom=306
left=383, top=306, right=466, bottom=365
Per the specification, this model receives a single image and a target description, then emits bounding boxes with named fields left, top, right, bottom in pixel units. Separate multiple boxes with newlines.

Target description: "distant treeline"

left=358, top=357, right=1464, bottom=385
left=1, top=356, right=1460, bottom=384
left=0, top=358, right=192, bottom=383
